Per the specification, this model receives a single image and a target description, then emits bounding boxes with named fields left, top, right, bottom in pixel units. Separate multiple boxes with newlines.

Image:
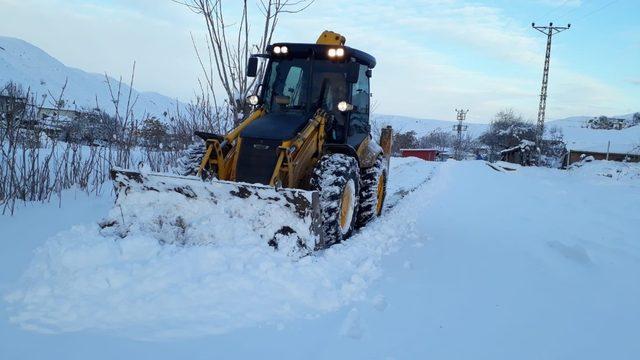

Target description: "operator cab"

left=244, top=37, right=376, bottom=148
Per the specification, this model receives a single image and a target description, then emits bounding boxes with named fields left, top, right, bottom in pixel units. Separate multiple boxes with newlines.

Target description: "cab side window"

left=282, top=66, right=305, bottom=107
left=351, top=65, right=369, bottom=114
left=347, top=65, right=370, bottom=147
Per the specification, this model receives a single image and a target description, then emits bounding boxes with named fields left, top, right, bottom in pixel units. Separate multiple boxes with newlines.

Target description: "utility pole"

left=453, top=109, right=468, bottom=160
left=531, top=22, right=571, bottom=155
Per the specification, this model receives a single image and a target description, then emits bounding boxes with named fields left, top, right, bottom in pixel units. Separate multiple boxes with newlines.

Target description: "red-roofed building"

left=400, top=149, right=439, bottom=161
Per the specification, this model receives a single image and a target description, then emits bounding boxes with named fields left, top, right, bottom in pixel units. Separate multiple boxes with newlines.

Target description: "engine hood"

left=240, top=112, right=309, bottom=141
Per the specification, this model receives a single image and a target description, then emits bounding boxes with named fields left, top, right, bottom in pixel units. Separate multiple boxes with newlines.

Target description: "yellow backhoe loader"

left=110, top=31, right=393, bottom=251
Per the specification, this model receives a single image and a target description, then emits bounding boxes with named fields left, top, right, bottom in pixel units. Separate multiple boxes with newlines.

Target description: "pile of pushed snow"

left=4, top=159, right=438, bottom=339
left=101, top=171, right=320, bottom=256
left=568, top=159, right=640, bottom=182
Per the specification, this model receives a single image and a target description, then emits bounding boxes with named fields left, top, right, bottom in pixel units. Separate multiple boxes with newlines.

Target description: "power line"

left=571, top=0, right=619, bottom=22
left=555, top=0, right=590, bottom=20
left=540, top=0, right=573, bottom=19
left=531, top=22, right=571, bottom=155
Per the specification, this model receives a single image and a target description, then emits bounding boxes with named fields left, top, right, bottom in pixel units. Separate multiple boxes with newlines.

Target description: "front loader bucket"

left=104, top=168, right=324, bottom=254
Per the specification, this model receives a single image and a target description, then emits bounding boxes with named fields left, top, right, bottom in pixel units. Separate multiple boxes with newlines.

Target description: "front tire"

left=311, top=154, right=360, bottom=247
left=356, top=155, right=387, bottom=228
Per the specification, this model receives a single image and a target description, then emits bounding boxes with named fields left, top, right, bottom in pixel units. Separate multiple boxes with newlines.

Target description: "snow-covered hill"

left=0, top=36, right=181, bottom=117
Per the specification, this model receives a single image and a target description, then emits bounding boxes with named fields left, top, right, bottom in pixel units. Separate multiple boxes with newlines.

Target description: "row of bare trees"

left=0, top=79, right=190, bottom=214
left=0, top=71, right=226, bottom=214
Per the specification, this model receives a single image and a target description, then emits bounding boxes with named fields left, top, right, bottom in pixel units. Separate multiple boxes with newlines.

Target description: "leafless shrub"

left=0, top=68, right=219, bottom=214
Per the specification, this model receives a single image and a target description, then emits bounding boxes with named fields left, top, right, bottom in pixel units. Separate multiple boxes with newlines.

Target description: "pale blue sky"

left=0, top=0, right=638, bottom=122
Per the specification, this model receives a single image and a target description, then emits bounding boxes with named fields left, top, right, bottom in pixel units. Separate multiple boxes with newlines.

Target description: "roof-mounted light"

left=328, top=47, right=345, bottom=58
left=273, top=45, right=288, bottom=55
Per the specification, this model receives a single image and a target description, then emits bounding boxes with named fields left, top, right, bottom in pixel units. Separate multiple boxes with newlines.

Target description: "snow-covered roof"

left=500, top=140, right=535, bottom=154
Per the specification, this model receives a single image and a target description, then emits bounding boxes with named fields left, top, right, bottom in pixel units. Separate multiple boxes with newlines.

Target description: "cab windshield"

left=263, top=59, right=349, bottom=114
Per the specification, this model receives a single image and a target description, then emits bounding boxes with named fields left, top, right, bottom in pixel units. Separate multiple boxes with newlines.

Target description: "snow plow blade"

left=107, top=168, right=324, bottom=252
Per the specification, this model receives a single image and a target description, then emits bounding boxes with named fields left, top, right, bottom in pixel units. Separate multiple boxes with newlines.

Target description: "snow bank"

left=4, top=158, right=438, bottom=340
left=568, top=159, right=640, bottom=182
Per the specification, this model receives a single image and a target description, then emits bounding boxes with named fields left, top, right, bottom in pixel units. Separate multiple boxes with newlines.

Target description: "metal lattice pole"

left=532, top=22, right=571, bottom=152
left=453, top=109, right=468, bottom=160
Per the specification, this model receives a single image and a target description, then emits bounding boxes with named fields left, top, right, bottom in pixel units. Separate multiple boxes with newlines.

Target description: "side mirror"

left=247, top=57, right=258, bottom=78
left=275, top=95, right=291, bottom=105
left=346, top=62, right=359, bottom=83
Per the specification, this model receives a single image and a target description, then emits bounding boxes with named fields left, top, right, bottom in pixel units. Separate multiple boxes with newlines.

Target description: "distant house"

left=500, top=140, right=535, bottom=166
left=37, top=107, right=79, bottom=122
left=400, top=148, right=440, bottom=161
left=562, top=136, right=640, bottom=166
left=565, top=149, right=640, bottom=167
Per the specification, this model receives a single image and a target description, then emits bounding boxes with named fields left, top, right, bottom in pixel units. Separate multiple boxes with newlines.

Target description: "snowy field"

left=1, top=158, right=639, bottom=359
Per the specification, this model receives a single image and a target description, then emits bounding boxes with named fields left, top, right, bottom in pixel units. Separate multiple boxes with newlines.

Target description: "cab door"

left=347, top=65, right=371, bottom=148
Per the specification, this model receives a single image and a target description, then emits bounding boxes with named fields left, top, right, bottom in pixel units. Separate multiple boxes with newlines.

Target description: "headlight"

left=247, top=95, right=259, bottom=106
left=337, top=101, right=354, bottom=112
left=328, top=48, right=344, bottom=58
left=281, top=46, right=288, bottom=54
left=273, top=46, right=281, bottom=54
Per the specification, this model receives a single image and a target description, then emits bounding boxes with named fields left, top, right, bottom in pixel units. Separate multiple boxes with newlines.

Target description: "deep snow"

left=2, top=158, right=639, bottom=359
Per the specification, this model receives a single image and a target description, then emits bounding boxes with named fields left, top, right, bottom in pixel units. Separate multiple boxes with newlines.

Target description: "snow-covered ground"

left=1, top=158, right=639, bottom=359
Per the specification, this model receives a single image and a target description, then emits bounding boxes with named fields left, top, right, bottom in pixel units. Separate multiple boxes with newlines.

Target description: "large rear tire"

left=356, top=155, right=387, bottom=228
left=311, top=154, right=360, bottom=247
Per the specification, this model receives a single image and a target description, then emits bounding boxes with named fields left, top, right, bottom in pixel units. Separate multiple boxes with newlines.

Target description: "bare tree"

left=176, top=0, right=314, bottom=126
left=419, top=129, right=454, bottom=152
left=479, top=109, right=536, bottom=156
left=391, top=131, right=419, bottom=156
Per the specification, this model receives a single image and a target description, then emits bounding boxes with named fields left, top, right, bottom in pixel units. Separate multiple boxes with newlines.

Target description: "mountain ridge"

left=0, top=36, right=181, bottom=118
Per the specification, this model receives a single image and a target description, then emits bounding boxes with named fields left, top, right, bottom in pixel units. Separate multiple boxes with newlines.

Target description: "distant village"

left=0, top=86, right=185, bottom=150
